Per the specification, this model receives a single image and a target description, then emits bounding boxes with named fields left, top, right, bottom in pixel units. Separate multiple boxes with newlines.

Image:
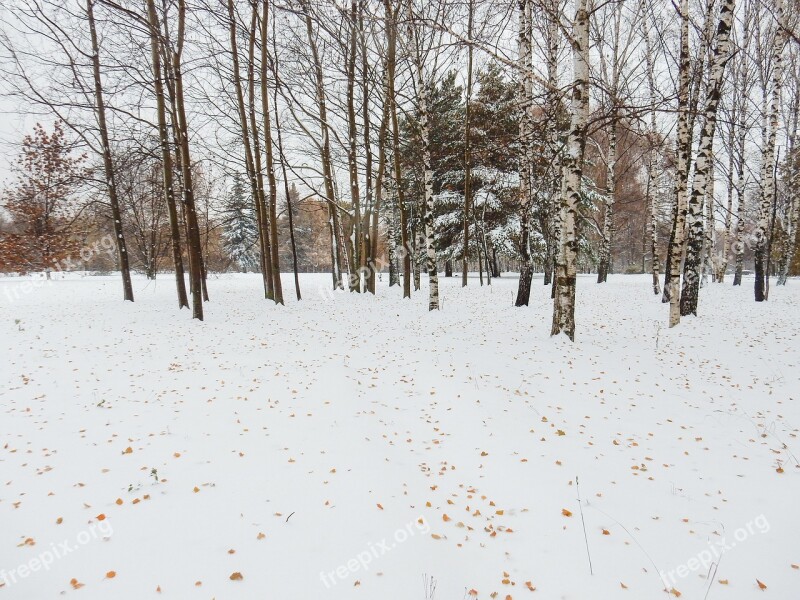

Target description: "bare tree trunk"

left=359, top=1, right=375, bottom=295
left=370, top=14, right=392, bottom=294
left=345, top=0, right=361, bottom=292
left=87, top=0, right=133, bottom=302
left=462, top=0, right=474, bottom=288
left=545, top=0, right=560, bottom=292
left=702, top=165, right=715, bottom=285
left=754, top=0, right=783, bottom=301
left=246, top=5, right=275, bottom=301
left=666, top=0, right=690, bottom=326
left=146, top=0, right=188, bottom=310
left=260, top=0, right=283, bottom=304
left=679, top=0, right=734, bottom=316
left=597, top=115, right=616, bottom=283
left=732, top=42, right=749, bottom=286
left=384, top=1, right=410, bottom=298
left=301, top=0, right=345, bottom=290
left=387, top=173, right=400, bottom=286
left=642, top=0, right=660, bottom=295
left=226, top=0, right=272, bottom=300
left=171, top=0, right=203, bottom=319
left=514, top=0, right=533, bottom=306
left=777, top=59, right=799, bottom=285
left=551, top=0, right=589, bottom=341
left=719, top=115, right=737, bottom=282
left=414, top=52, right=439, bottom=310
left=270, top=10, right=301, bottom=301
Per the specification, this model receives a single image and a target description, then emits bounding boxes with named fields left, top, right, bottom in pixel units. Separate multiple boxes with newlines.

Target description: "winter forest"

left=1, top=0, right=799, bottom=598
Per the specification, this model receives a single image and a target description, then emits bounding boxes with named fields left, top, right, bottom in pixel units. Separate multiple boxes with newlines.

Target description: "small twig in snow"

left=576, top=476, right=593, bottom=576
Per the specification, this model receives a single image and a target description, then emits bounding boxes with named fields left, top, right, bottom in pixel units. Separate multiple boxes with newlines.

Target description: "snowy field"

left=1, top=272, right=799, bottom=600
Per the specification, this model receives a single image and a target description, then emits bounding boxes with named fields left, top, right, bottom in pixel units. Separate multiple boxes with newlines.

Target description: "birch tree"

left=551, top=0, right=588, bottom=341
left=665, top=0, right=690, bottom=327
left=679, top=0, right=735, bottom=316
left=753, top=0, right=784, bottom=302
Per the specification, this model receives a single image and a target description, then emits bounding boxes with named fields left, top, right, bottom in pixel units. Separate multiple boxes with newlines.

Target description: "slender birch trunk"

left=462, top=0, right=474, bottom=288
left=597, top=115, right=616, bottom=283
left=415, top=61, right=439, bottom=310
left=732, top=54, right=749, bottom=285
left=702, top=165, right=715, bottom=286
left=551, top=0, right=589, bottom=341
left=515, top=0, right=533, bottom=306
left=642, top=0, right=660, bottom=295
left=384, top=1, right=411, bottom=297
left=543, top=0, right=559, bottom=288
left=719, top=113, right=736, bottom=282
left=679, top=0, right=734, bottom=317
left=87, top=0, right=133, bottom=302
left=345, top=0, right=361, bottom=292
left=665, top=0, right=690, bottom=325
left=754, top=0, right=783, bottom=301
left=387, top=169, right=400, bottom=286
left=777, top=62, right=799, bottom=285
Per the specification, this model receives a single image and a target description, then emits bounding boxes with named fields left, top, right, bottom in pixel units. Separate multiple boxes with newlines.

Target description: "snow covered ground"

left=1, top=272, right=799, bottom=600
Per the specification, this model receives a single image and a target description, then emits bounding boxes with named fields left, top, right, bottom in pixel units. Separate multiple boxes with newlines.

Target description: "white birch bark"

left=666, top=0, right=690, bottom=326
left=514, top=0, right=534, bottom=306
left=551, top=0, right=589, bottom=341
left=753, top=0, right=784, bottom=301
left=679, top=0, right=734, bottom=317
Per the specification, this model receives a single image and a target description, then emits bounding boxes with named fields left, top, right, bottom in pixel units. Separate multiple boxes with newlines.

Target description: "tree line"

left=0, top=0, right=798, bottom=339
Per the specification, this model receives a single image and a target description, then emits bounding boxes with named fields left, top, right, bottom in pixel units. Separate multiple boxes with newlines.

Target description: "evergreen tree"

left=222, top=174, right=259, bottom=272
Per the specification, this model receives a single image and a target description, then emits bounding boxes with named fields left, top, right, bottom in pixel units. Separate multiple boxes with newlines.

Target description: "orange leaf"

left=757, top=579, right=767, bottom=591
left=562, top=508, right=573, bottom=517
left=106, top=571, right=116, bottom=579
left=230, top=572, right=244, bottom=581
left=115, top=498, right=123, bottom=506
left=443, top=514, right=451, bottom=522
left=96, top=514, right=106, bottom=521
left=377, top=503, right=384, bottom=510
